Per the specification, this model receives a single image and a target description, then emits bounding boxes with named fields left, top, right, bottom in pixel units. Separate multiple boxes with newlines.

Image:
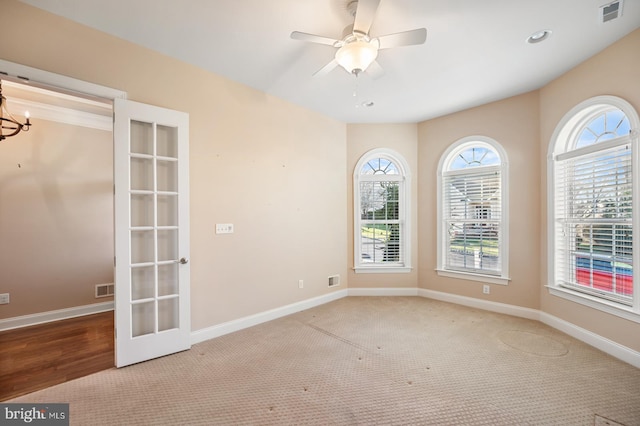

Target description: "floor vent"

left=328, top=275, right=340, bottom=287
left=600, top=1, right=623, bottom=23
left=95, top=283, right=115, bottom=298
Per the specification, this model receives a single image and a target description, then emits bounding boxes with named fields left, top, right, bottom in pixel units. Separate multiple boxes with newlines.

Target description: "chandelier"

left=0, top=80, right=31, bottom=141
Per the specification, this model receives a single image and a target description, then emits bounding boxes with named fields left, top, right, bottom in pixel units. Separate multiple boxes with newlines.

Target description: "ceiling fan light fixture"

left=335, top=40, right=378, bottom=75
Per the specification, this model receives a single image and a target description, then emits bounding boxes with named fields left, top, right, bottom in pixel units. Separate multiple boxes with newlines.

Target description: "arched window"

left=353, top=149, right=411, bottom=273
left=549, top=96, right=639, bottom=319
left=437, top=137, right=509, bottom=285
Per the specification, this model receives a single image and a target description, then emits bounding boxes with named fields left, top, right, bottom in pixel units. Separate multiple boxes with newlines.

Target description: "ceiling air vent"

left=600, top=1, right=623, bottom=23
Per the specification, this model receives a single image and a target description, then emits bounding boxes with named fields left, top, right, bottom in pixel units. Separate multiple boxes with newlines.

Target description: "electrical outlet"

left=482, top=285, right=490, bottom=295
left=0, top=293, right=10, bottom=304
left=298, top=280, right=304, bottom=289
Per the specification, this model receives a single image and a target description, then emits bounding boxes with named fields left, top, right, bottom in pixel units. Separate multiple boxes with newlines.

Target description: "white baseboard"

left=0, top=301, right=114, bottom=332
left=348, top=287, right=419, bottom=297
left=539, top=312, right=640, bottom=369
left=418, top=289, right=540, bottom=320
left=190, top=289, right=348, bottom=345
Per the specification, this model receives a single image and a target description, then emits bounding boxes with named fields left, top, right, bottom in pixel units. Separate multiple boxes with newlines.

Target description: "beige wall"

left=418, top=91, right=541, bottom=309
left=1, top=0, right=347, bottom=331
left=346, top=124, right=419, bottom=289
left=0, top=118, right=113, bottom=318
left=539, top=29, right=640, bottom=352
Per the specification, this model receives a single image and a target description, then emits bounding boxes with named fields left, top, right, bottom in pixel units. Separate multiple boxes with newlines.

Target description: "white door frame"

left=0, top=60, right=127, bottom=103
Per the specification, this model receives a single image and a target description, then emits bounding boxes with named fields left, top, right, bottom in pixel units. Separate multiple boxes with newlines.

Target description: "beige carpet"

left=8, top=297, right=640, bottom=425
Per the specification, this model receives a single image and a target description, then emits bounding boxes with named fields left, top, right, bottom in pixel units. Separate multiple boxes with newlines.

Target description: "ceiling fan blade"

left=377, top=28, right=427, bottom=50
left=366, top=60, right=385, bottom=79
left=290, top=31, right=341, bottom=47
left=313, top=59, right=338, bottom=77
left=353, top=0, right=381, bottom=35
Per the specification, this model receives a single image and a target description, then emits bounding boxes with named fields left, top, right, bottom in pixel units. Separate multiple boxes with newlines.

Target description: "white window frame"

left=437, top=136, right=510, bottom=285
left=548, top=95, right=640, bottom=323
left=353, top=148, right=411, bottom=273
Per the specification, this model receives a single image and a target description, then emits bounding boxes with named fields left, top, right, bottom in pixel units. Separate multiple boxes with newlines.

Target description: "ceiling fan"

left=290, top=0, right=427, bottom=78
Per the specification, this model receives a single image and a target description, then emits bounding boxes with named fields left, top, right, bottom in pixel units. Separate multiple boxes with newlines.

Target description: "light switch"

left=216, top=223, right=234, bottom=234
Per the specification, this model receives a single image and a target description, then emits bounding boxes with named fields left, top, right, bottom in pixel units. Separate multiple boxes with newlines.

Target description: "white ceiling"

left=20, top=0, right=640, bottom=123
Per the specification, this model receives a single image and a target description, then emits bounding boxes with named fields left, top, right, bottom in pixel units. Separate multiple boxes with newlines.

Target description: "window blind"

left=555, top=142, right=633, bottom=305
left=443, top=167, right=501, bottom=274
left=359, top=180, right=403, bottom=265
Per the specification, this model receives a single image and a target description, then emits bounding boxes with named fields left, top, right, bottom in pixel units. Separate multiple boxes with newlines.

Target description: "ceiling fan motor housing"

left=346, top=0, right=359, bottom=18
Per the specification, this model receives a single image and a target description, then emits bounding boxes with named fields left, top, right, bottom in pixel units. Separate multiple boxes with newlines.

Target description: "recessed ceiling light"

left=527, top=29, right=552, bottom=44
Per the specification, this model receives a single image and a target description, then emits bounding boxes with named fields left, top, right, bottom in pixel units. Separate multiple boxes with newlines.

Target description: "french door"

left=114, top=98, right=190, bottom=367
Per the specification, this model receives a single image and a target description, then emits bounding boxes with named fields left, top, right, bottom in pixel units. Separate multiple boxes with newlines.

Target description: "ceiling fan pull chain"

left=353, top=74, right=359, bottom=98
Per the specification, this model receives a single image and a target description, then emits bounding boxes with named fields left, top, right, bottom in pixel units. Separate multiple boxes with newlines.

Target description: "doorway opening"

left=0, top=70, right=119, bottom=399
left=1, top=58, right=192, bottom=379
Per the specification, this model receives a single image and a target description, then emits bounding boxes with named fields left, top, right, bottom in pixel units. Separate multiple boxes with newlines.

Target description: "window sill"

left=354, top=266, right=412, bottom=274
left=436, top=269, right=510, bottom=286
left=546, top=285, right=640, bottom=324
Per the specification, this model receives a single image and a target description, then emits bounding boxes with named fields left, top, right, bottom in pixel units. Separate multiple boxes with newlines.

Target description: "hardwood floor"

left=0, top=311, right=114, bottom=401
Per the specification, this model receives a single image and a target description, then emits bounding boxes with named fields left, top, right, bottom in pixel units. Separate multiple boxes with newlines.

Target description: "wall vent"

left=600, top=1, right=623, bottom=23
left=328, top=275, right=341, bottom=287
left=95, top=283, right=115, bottom=298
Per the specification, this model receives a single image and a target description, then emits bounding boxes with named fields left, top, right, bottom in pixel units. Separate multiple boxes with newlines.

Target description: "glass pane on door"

left=157, top=195, right=178, bottom=227
left=131, top=158, right=154, bottom=191
left=131, top=230, right=154, bottom=264
left=158, top=298, right=179, bottom=332
left=157, top=229, right=178, bottom=262
left=157, top=125, right=178, bottom=158
left=131, top=266, right=155, bottom=300
left=130, top=120, right=153, bottom=155
left=132, top=302, right=155, bottom=337
left=131, top=194, right=154, bottom=227
left=157, top=160, right=178, bottom=192
left=158, top=263, right=178, bottom=296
